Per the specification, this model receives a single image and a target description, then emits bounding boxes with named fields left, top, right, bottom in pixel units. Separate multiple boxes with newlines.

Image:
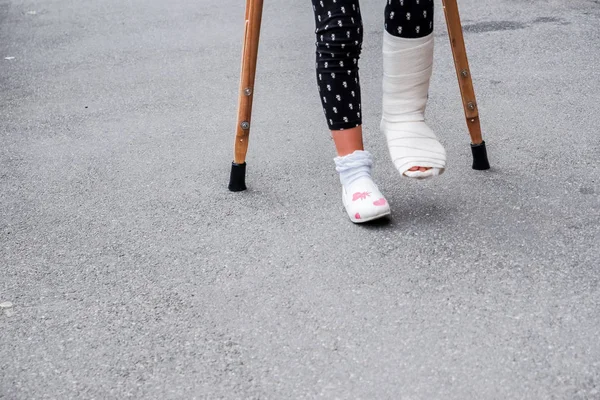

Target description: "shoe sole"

left=350, top=210, right=392, bottom=224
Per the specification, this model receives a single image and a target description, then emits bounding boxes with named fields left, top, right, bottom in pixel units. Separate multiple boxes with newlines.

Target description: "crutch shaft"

left=442, top=0, right=482, bottom=145
left=234, top=0, right=264, bottom=165
left=229, top=0, right=264, bottom=191
left=442, top=0, right=490, bottom=170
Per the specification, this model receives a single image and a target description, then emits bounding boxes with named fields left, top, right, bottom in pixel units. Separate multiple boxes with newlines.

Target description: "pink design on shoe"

left=373, top=198, right=387, bottom=206
left=352, top=192, right=371, bottom=201
left=355, top=213, right=361, bottom=220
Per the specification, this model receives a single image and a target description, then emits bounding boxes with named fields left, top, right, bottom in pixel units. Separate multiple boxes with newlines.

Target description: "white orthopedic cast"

left=381, top=31, right=446, bottom=179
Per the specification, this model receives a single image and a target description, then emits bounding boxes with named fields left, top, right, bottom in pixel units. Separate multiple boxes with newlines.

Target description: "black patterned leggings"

left=311, top=0, right=434, bottom=131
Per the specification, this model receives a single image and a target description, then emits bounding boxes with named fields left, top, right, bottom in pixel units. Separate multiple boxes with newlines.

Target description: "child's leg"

left=311, top=0, right=364, bottom=156
left=311, top=0, right=390, bottom=223
left=381, top=0, right=447, bottom=179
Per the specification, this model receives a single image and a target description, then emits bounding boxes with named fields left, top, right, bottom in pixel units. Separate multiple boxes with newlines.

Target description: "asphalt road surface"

left=1, top=0, right=599, bottom=398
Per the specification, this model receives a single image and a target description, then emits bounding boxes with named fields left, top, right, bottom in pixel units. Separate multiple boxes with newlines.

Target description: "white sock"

left=381, top=31, right=446, bottom=180
left=334, top=150, right=373, bottom=187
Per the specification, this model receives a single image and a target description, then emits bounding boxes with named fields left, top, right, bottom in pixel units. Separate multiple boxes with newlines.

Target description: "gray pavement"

left=1, top=0, right=600, bottom=398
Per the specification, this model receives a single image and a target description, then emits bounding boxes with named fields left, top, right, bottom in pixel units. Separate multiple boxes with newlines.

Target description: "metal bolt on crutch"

left=229, top=0, right=489, bottom=192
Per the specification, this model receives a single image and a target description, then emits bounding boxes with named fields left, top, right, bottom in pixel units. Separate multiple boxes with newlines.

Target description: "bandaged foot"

left=334, top=150, right=391, bottom=223
left=381, top=31, right=446, bottom=180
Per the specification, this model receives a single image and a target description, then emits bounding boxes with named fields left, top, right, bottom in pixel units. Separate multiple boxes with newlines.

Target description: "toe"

left=409, top=166, right=433, bottom=172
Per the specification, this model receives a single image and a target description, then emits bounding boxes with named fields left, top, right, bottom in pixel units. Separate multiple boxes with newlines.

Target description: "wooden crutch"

left=229, top=0, right=264, bottom=191
left=442, top=0, right=491, bottom=170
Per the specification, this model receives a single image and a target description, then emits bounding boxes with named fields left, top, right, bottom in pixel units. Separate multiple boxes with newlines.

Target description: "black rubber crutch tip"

left=228, top=162, right=247, bottom=192
left=471, top=141, right=491, bottom=170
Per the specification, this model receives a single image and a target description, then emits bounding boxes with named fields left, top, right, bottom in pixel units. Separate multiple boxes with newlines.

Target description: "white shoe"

left=381, top=31, right=447, bottom=180
left=334, top=150, right=391, bottom=223
left=342, top=177, right=391, bottom=223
